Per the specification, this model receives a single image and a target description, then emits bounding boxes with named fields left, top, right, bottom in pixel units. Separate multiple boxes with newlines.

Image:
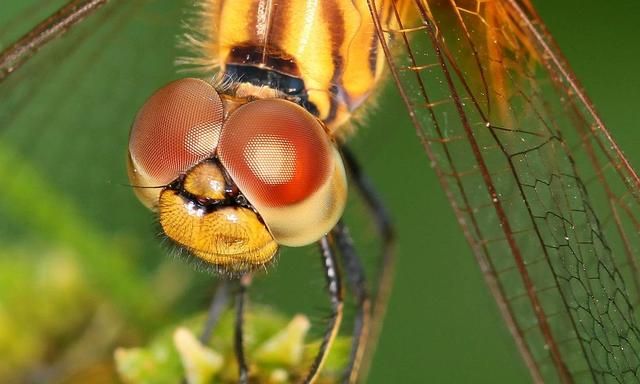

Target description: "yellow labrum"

left=195, top=0, right=412, bottom=134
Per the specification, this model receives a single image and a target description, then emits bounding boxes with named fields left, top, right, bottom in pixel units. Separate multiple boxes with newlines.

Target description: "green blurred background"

left=0, top=1, right=639, bottom=383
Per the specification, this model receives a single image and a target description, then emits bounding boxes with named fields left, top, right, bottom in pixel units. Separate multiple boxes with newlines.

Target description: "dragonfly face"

left=128, top=78, right=347, bottom=272
left=1, top=1, right=640, bottom=383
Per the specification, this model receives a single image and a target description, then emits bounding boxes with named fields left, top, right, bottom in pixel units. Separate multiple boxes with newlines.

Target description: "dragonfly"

left=1, top=1, right=640, bottom=383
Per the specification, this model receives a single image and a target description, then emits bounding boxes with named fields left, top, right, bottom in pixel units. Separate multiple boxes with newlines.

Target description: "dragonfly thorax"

left=200, top=0, right=393, bottom=136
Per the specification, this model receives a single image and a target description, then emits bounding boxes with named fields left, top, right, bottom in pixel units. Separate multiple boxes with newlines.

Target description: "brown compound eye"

left=128, top=78, right=224, bottom=208
left=218, top=99, right=347, bottom=247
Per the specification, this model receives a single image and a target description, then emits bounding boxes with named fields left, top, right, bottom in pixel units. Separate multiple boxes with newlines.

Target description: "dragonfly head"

left=127, top=78, right=347, bottom=273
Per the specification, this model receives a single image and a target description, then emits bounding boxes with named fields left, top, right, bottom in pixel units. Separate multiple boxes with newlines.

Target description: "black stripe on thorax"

left=321, top=0, right=346, bottom=125
left=223, top=63, right=320, bottom=117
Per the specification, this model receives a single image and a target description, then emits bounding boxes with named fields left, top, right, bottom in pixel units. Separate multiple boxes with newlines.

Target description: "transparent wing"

left=0, top=1, right=214, bottom=381
left=0, top=0, right=190, bottom=307
left=368, top=0, right=640, bottom=382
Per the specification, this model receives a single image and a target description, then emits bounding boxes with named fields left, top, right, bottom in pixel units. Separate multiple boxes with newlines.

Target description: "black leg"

left=199, top=279, right=231, bottom=344
left=234, top=274, right=252, bottom=384
left=332, top=221, right=371, bottom=384
left=303, top=236, right=344, bottom=384
left=341, top=146, right=396, bottom=382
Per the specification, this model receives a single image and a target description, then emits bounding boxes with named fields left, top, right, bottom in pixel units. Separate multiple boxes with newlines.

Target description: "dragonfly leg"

left=199, top=279, right=231, bottom=344
left=332, top=221, right=371, bottom=384
left=340, top=146, right=396, bottom=381
left=234, top=274, right=252, bottom=384
left=304, top=236, right=344, bottom=383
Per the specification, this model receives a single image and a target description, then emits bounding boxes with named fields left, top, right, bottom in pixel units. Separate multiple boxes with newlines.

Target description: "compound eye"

left=218, top=99, right=347, bottom=246
left=128, top=78, right=224, bottom=208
